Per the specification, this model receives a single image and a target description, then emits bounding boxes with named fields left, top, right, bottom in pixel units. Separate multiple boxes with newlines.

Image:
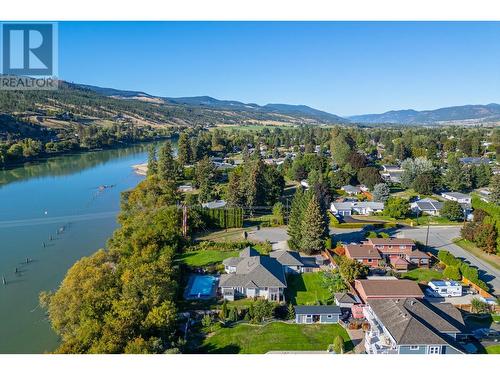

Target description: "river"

left=0, top=141, right=172, bottom=353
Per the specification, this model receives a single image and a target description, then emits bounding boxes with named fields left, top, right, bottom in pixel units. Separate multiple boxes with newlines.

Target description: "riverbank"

left=0, top=142, right=165, bottom=353
left=0, top=136, right=172, bottom=174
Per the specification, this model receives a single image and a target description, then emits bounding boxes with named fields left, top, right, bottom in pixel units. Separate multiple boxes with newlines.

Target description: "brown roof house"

left=344, top=244, right=381, bottom=268
left=354, top=279, right=424, bottom=303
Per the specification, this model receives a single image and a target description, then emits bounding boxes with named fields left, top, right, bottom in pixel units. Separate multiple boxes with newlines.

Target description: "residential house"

left=441, top=192, right=472, bottom=205
left=354, top=279, right=424, bottom=303
left=341, top=185, right=362, bottom=195
left=330, top=201, right=384, bottom=216
left=427, top=280, right=462, bottom=298
left=363, top=298, right=466, bottom=354
left=201, top=199, right=227, bottom=209
left=294, top=305, right=341, bottom=324
left=475, top=188, right=492, bottom=203
left=459, top=157, right=491, bottom=166
left=411, top=198, right=472, bottom=221
left=410, top=198, right=443, bottom=216
left=269, top=250, right=319, bottom=274
left=219, top=248, right=287, bottom=302
left=381, top=165, right=404, bottom=183
left=334, top=292, right=361, bottom=309
left=344, top=244, right=382, bottom=268
left=364, top=237, right=430, bottom=270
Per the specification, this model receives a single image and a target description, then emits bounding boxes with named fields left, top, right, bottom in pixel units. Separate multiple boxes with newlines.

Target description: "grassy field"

left=286, top=273, right=333, bottom=305
left=486, top=345, right=500, bottom=354
left=454, top=238, right=500, bottom=271
left=195, top=227, right=248, bottom=242
left=176, top=250, right=239, bottom=267
left=200, top=322, right=352, bottom=353
left=401, top=268, right=443, bottom=283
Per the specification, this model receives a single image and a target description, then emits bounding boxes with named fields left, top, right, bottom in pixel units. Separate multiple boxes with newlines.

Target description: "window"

left=399, top=245, right=406, bottom=249
left=306, top=315, right=312, bottom=318
left=429, top=346, right=440, bottom=354
left=327, top=315, right=333, bottom=318
left=410, top=346, right=419, bottom=350
left=368, top=259, right=372, bottom=262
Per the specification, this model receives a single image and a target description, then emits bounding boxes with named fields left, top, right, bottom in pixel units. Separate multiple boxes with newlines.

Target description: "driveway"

left=396, top=226, right=500, bottom=295
left=248, top=227, right=289, bottom=243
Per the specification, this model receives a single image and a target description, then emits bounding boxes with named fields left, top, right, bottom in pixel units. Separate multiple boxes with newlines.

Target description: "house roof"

left=341, top=185, right=361, bottom=193
left=344, top=244, right=381, bottom=259
left=334, top=292, right=359, bottom=304
left=269, top=250, right=304, bottom=266
left=407, top=250, right=430, bottom=259
left=222, top=257, right=243, bottom=267
left=368, top=298, right=465, bottom=348
left=201, top=199, right=227, bottom=209
left=355, top=279, right=424, bottom=299
left=219, top=256, right=287, bottom=288
left=441, top=192, right=471, bottom=200
left=331, top=201, right=385, bottom=211
left=240, top=247, right=259, bottom=258
left=294, top=305, right=341, bottom=315
left=412, top=199, right=444, bottom=212
left=459, top=157, right=490, bottom=165
left=367, top=238, right=415, bottom=246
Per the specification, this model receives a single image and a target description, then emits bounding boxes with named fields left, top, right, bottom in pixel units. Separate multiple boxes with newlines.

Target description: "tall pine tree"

left=300, top=194, right=327, bottom=255
left=287, top=188, right=305, bottom=250
left=157, top=142, right=178, bottom=183
left=147, top=144, right=157, bottom=177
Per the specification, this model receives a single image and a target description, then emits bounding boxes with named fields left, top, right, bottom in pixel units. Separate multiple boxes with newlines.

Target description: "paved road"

left=397, top=226, right=500, bottom=295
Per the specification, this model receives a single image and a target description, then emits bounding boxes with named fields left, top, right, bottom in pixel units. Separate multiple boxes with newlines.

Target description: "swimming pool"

left=184, top=275, right=219, bottom=299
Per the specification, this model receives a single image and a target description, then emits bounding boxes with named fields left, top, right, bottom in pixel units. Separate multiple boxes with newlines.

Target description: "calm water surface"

left=0, top=142, right=171, bottom=353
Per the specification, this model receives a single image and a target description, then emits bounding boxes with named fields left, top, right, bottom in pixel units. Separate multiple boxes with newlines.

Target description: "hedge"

left=437, top=250, right=489, bottom=291
left=202, top=207, right=244, bottom=228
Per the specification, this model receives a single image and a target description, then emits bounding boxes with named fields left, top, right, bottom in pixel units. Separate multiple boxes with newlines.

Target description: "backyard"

left=400, top=268, right=443, bottom=283
left=286, top=272, right=333, bottom=305
left=200, top=322, right=352, bottom=353
left=176, top=249, right=239, bottom=267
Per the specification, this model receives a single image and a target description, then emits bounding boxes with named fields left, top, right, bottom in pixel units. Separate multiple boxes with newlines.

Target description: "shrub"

left=443, top=266, right=461, bottom=281
left=201, top=314, right=212, bottom=327
left=333, top=335, right=345, bottom=354
left=441, top=201, right=464, bottom=221
left=471, top=298, right=490, bottom=314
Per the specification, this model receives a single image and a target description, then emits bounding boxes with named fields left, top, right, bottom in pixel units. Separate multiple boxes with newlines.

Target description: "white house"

left=201, top=199, right=227, bottom=209
left=341, top=185, right=361, bottom=195
left=331, top=201, right=384, bottom=216
left=427, top=280, right=462, bottom=298
left=441, top=192, right=472, bottom=205
left=220, top=247, right=287, bottom=302
left=410, top=198, right=443, bottom=216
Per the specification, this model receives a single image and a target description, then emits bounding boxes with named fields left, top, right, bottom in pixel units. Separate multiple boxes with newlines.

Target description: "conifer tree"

left=147, top=144, right=157, bottom=177
left=300, top=194, right=327, bottom=254
left=287, top=188, right=304, bottom=250
left=157, top=142, right=178, bottom=183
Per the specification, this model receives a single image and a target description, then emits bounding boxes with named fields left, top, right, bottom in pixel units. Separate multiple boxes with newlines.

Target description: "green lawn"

left=176, top=250, right=239, bottom=267
left=286, top=273, right=333, bottom=305
left=454, top=238, right=500, bottom=271
left=200, top=322, right=352, bottom=353
left=401, top=268, right=443, bottom=283
left=486, top=345, right=500, bottom=354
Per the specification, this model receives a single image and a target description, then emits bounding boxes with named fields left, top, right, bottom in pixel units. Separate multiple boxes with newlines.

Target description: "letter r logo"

left=1, top=23, right=55, bottom=76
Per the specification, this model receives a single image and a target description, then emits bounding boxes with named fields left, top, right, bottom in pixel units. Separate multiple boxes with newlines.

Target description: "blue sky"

left=59, top=21, right=500, bottom=116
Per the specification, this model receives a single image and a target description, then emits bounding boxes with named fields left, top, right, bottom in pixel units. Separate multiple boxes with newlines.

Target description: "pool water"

left=186, top=275, right=218, bottom=299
